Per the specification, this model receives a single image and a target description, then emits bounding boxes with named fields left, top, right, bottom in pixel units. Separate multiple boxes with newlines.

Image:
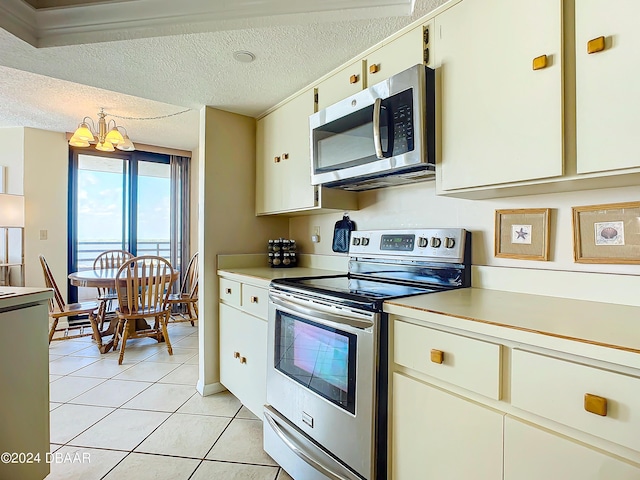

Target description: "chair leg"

left=87, top=312, right=103, bottom=351
left=48, top=318, right=59, bottom=344
left=96, top=301, right=106, bottom=331
left=161, top=313, right=173, bottom=356
left=118, top=320, right=130, bottom=365
left=113, top=319, right=124, bottom=350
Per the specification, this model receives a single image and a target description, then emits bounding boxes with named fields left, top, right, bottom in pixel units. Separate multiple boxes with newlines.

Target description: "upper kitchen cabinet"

left=256, top=88, right=357, bottom=216
left=435, top=0, right=563, bottom=192
left=316, top=22, right=430, bottom=111
left=575, top=0, right=640, bottom=174
left=366, top=22, right=431, bottom=86
left=315, top=59, right=365, bottom=111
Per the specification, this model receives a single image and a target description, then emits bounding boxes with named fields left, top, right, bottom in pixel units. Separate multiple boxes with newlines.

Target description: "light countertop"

left=217, top=266, right=345, bottom=289
left=385, top=288, right=640, bottom=366
left=0, top=287, right=53, bottom=310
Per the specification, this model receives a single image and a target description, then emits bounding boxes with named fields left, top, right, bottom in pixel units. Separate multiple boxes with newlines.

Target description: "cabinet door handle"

left=349, top=74, right=359, bottom=84
left=584, top=393, right=607, bottom=416
left=274, top=156, right=281, bottom=163
left=532, top=54, right=548, bottom=70
left=250, top=296, right=259, bottom=303
left=369, top=64, right=380, bottom=74
left=282, top=153, right=289, bottom=160
left=233, top=351, right=240, bottom=359
left=430, top=349, right=444, bottom=364
left=240, top=356, right=247, bottom=364
left=587, top=36, right=605, bottom=54
left=225, top=288, right=232, bottom=294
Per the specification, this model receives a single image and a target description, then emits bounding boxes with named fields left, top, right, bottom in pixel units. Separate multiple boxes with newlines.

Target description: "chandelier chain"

left=102, top=108, right=191, bottom=121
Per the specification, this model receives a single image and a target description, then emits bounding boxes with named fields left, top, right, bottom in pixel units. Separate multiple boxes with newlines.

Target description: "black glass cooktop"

left=271, top=274, right=444, bottom=312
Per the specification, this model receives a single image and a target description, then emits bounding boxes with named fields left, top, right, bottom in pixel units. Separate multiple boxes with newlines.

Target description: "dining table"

left=68, top=267, right=180, bottom=353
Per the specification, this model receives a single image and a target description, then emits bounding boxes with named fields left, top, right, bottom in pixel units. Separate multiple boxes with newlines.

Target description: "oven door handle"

left=269, top=293, right=374, bottom=331
left=264, top=407, right=356, bottom=480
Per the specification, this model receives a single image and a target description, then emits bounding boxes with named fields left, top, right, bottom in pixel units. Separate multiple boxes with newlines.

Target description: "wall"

left=289, top=181, right=640, bottom=284
left=197, top=107, right=288, bottom=396
left=23, top=128, right=69, bottom=292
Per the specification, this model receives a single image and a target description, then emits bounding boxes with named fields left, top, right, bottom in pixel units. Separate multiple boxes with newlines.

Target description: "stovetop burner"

left=270, top=228, right=471, bottom=313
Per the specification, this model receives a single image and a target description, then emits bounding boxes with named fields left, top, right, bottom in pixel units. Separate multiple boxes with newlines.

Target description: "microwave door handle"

left=373, top=97, right=384, bottom=159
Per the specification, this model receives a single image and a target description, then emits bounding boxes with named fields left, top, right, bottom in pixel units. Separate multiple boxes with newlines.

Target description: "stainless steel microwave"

left=310, top=63, right=435, bottom=191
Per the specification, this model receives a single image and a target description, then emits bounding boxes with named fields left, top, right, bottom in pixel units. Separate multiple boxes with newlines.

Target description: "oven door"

left=266, top=290, right=378, bottom=480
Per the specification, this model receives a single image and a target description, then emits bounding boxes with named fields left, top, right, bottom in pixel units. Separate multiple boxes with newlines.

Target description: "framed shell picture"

left=494, top=208, right=551, bottom=261
left=572, top=201, right=640, bottom=264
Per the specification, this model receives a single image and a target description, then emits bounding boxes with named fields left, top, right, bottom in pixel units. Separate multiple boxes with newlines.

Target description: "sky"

left=77, top=168, right=170, bottom=243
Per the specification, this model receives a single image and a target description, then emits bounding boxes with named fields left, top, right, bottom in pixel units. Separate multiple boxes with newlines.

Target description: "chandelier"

left=69, top=108, right=135, bottom=152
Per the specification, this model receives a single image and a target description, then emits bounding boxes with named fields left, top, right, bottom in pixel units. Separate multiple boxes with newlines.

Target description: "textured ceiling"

left=0, top=0, right=447, bottom=151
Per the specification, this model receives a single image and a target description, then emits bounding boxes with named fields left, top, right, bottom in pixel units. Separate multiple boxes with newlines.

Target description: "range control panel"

left=349, top=228, right=467, bottom=262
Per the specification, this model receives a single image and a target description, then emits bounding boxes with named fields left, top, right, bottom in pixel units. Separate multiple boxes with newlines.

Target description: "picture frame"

left=572, top=201, right=640, bottom=264
left=494, top=208, right=551, bottom=261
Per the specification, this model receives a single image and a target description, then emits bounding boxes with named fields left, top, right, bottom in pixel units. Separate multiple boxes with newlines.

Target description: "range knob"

left=352, top=237, right=361, bottom=246
left=430, top=237, right=441, bottom=248
left=361, top=238, right=370, bottom=246
left=444, top=237, right=456, bottom=248
left=417, top=237, right=428, bottom=248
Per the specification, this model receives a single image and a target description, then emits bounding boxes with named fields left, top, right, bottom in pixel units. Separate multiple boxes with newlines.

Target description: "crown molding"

left=1, top=0, right=415, bottom=47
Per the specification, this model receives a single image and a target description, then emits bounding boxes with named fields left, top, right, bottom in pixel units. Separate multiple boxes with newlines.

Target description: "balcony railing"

left=76, top=240, right=171, bottom=270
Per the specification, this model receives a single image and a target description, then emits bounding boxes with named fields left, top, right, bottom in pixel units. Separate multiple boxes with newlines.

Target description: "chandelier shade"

left=69, top=109, right=136, bottom=152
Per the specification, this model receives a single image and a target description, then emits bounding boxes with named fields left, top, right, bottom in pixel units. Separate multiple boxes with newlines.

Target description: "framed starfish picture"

left=494, top=208, right=551, bottom=261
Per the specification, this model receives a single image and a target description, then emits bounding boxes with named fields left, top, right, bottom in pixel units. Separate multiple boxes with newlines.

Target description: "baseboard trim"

left=196, top=380, right=226, bottom=397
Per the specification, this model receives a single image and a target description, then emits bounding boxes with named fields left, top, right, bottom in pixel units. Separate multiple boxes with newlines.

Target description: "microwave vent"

left=328, top=166, right=435, bottom=192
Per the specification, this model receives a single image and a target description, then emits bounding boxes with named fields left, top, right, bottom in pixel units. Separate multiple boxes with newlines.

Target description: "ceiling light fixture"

left=69, top=108, right=135, bottom=152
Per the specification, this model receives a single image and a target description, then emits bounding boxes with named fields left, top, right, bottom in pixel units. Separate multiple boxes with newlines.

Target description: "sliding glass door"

left=68, top=149, right=175, bottom=303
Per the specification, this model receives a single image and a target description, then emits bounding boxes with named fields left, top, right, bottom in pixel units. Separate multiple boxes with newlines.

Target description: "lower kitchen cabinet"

left=219, top=300, right=267, bottom=418
left=391, top=372, right=504, bottom=480
left=504, top=416, right=640, bottom=480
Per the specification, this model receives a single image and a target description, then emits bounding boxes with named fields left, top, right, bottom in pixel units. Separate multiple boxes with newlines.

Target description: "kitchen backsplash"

left=289, top=181, right=640, bottom=277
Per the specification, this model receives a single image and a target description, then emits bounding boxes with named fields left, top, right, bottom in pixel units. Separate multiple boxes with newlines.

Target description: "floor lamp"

left=0, top=194, right=25, bottom=287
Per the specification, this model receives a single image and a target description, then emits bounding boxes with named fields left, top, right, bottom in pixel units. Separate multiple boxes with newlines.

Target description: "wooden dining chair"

left=39, top=255, right=102, bottom=348
left=167, top=252, right=199, bottom=326
left=113, top=255, right=176, bottom=365
left=93, top=249, right=134, bottom=329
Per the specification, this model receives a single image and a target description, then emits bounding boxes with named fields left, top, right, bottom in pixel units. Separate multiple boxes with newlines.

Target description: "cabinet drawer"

left=219, top=278, right=241, bottom=307
left=393, top=320, right=501, bottom=400
left=241, top=284, right=268, bottom=319
left=511, top=349, right=640, bottom=451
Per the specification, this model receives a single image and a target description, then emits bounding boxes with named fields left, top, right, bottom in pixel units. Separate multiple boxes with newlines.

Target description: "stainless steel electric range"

left=264, top=228, right=471, bottom=480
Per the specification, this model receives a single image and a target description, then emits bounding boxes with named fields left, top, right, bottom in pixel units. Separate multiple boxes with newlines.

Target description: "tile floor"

left=47, top=322, right=292, bottom=480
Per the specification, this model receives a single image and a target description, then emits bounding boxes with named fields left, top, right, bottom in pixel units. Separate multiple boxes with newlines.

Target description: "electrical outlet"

left=39, top=229, right=48, bottom=240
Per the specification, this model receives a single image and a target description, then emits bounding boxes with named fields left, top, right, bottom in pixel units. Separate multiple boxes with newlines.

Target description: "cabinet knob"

left=225, top=288, right=232, bottom=294
left=587, top=36, right=605, bottom=54
left=274, top=156, right=281, bottom=163
left=250, top=296, right=258, bottom=303
left=240, top=356, right=247, bottom=364
left=233, top=351, right=240, bottom=359
left=349, top=74, right=359, bottom=84
left=584, top=393, right=607, bottom=416
left=282, top=153, right=289, bottom=160
left=369, top=64, right=380, bottom=74
left=532, top=54, right=548, bottom=70
left=430, top=349, right=444, bottom=364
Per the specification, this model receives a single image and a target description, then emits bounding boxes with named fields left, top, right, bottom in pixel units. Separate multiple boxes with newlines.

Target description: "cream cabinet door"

left=435, top=0, right=563, bottom=190
left=315, top=59, right=364, bottom=111
left=391, top=372, right=503, bottom=480
left=256, top=110, right=283, bottom=214
left=504, top=416, right=640, bottom=479
left=575, top=0, right=640, bottom=173
left=366, top=23, right=427, bottom=86
left=219, top=303, right=267, bottom=417
left=279, top=89, right=317, bottom=212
